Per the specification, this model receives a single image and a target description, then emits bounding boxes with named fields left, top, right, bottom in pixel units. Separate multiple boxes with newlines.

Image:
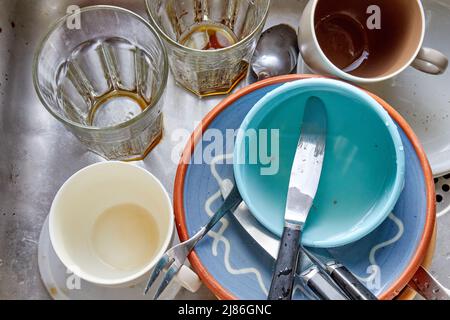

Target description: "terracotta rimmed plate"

left=174, top=75, right=435, bottom=300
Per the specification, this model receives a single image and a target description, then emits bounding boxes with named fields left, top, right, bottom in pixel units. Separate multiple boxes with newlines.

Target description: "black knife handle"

left=327, top=262, right=378, bottom=300
left=301, top=266, right=349, bottom=300
left=268, top=226, right=301, bottom=300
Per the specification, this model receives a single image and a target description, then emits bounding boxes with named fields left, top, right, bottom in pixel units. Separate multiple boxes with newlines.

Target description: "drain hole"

left=434, top=178, right=439, bottom=184
left=444, top=174, right=450, bottom=179
left=443, top=184, right=450, bottom=192
left=437, top=194, right=443, bottom=203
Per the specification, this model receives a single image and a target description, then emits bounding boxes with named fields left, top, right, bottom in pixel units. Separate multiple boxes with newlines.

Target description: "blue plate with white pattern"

left=173, top=76, right=434, bottom=300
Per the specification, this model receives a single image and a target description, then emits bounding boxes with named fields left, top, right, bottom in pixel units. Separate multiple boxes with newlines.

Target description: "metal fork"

left=144, top=184, right=243, bottom=299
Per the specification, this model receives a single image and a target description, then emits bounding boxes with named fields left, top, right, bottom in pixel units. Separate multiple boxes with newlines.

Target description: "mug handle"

left=174, top=265, right=202, bottom=293
left=411, top=47, right=449, bottom=75
left=408, top=266, right=450, bottom=300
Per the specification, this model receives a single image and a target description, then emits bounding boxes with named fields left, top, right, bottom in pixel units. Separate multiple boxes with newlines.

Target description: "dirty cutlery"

left=216, top=176, right=347, bottom=300
left=230, top=191, right=375, bottom=300
left=143, top=184, right=242, bottom=299
left=306, top=249, right=378, bottom=300
left=268, top=96, right=327, bottom=300
left=231, top=199, right=347, bottom=300
left=227, top=176, right=377, bottom=300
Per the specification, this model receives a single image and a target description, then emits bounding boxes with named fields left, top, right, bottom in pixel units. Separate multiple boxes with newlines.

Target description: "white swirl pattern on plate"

left=356, top=213, right=405, bottom=288
left=204, top=153, right=270, bottom=296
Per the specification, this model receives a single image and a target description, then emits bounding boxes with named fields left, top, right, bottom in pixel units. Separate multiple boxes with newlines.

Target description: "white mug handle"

left=174, top=265, right=202, bottom=293
left=412, top=47, right=449, bottom=75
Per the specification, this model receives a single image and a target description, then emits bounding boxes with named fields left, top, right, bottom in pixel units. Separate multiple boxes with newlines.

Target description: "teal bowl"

left=234, top=79, right=405, bottom=248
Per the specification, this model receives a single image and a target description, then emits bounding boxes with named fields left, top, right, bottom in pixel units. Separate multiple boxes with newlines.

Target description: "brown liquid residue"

left=179, top=22, right=238, bottom=50
left=87, top=89, right=149, bottom=126
left=50, top=287, right=58, bottom=297
left=314, top=0, right=418, bottom=77
left=315, top=13, right=369, bottom=72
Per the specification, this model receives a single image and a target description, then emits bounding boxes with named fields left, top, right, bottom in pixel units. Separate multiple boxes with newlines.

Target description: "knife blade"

left=268, top=96, right=327, bottom=300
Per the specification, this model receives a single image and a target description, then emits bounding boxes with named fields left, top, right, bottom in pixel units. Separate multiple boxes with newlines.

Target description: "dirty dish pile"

left=30, top=0, right=448, bottom=301
left=174, top=75, right=435, bottom=300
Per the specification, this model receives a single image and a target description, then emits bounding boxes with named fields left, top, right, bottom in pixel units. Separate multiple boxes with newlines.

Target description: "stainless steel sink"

left=1, top=0, right=449, bottom=300
left=0, top=0, right=220, bottom=299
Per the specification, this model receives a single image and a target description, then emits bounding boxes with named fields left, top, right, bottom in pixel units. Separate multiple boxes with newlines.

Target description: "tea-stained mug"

left=299, top=0, right=448, bottom=83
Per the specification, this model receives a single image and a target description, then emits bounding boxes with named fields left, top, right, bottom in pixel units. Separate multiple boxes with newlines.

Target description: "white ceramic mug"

left=299, top=0, right=448, bottom=83
left=49, top=162, right=201, bottom=292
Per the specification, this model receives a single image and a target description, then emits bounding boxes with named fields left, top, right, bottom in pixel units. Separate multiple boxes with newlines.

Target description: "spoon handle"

left=327, top=262, right=378, bottom=300
left=268, top=226, right=301, bottom=300
left=301, top=266, right=349, bottom=300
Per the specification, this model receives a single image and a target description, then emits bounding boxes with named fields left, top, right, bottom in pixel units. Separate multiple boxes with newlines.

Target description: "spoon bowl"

left=251, top=24, right=300, bottom=81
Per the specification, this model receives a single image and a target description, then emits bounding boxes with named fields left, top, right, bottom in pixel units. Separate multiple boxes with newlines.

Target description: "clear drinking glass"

left=146, top=0, right=271, bottom=97
left=33, top=6, right=169, bottom=161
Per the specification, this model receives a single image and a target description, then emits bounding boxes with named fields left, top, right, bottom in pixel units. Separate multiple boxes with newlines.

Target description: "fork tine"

left=153, top=262, right=181, bottom=300
left=143, top=254, right=173, bottom=295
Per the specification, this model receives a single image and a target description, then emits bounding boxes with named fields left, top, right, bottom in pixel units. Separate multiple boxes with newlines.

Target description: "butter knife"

left=268, top=96, right=327, bottom=300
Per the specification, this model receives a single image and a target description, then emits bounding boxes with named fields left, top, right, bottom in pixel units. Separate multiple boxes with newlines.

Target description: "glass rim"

left=32, top=5, right=169, bottom=133
left=145, top=0, right=271, bottom=54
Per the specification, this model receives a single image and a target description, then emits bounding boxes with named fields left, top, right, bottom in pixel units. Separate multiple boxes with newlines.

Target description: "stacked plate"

left=174, top=75, right=435, bottom=300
